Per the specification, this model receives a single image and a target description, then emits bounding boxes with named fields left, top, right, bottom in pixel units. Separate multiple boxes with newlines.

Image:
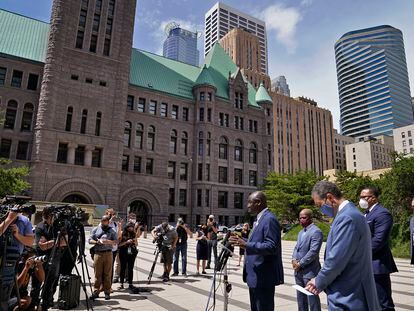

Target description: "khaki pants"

left=93, top=251, right=113, bottom=294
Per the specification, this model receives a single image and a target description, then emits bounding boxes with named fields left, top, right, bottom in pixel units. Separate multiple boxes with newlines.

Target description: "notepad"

left=292, top=284, right=315, bottom=296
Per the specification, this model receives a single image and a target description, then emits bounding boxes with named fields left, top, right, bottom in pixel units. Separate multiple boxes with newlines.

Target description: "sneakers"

left=105, top=293, right=110, bottom=300
left=182, top=272, right=187, bottom=277
left=90, top=292, right=99, bottom=301
left=202, top=270, right=207, bottom=274
left=171, top=273, right=179, bottom=277
left=163, top=275, right=170, bottom=282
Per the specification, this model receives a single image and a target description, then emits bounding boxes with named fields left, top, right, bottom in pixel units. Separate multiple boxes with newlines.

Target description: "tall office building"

left=335, top=25, right=413, bottom=138
left=219, top=28, right=271, bottom=89
left=204, top=2, right=268, bottom=74
left=272, top=76, right=290, bottom=97
left=163, top=22, right=199, bottom=66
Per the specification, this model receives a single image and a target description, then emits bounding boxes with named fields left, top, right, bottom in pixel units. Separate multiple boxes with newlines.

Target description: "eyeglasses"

left=359, top=195, right=373, bottom=199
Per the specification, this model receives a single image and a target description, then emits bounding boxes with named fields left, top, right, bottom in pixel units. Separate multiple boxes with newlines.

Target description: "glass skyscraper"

left=335, top=25, right=413, bottom=138
left=163, top=24, right=199, bottom=66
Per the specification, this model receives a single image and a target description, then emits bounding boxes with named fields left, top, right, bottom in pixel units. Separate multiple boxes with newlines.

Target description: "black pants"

left=374, top=274, right=395, bottom=311
left=60, top=247, right=77, bottom=275
left=119, top=250, right=137, bottom=285
left=249, top=287, right=275, bottom=311
left=40, top=250, right=63, bottom=310
left=207, top=239, right=217, bottom=267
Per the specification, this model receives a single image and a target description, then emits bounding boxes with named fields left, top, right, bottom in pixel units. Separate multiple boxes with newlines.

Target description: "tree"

left=263, top=171, right=325, bottom=223
left=0, top=159, right=30, bottom=197
left=334, top=170, right=380, bottom=204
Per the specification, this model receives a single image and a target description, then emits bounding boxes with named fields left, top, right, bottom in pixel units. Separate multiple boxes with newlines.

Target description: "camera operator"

left=0, top=207, right=34, bottom=310
left=151, top=221, right=178, bottom=282
left=34, top=205, right=67, bottom=311
left=206, top=215, right=218, bottom=270
left=8, top=247, right=45, bottom=311
left=60, top=210, right=86, bottom=276
left=172, top=218, right=191, bottom=277
left=89, top=215, right=118, bottom=301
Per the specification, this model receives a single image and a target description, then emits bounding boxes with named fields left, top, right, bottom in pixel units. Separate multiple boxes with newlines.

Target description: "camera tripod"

left=147, top=243, right=162, bottom=284
left=38, top=228, right=94, bottom=311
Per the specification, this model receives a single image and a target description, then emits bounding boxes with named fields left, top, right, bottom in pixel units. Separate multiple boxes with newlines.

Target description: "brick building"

left=0, top=1, right=273, bottom=227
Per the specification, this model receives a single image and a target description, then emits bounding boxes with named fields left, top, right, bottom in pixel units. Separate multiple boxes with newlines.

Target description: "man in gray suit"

left=292, top=209, right=322, bottom=311
left=306, top=181, right=380, bottom=311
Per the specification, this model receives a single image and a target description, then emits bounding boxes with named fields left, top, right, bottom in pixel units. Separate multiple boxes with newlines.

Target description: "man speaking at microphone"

left=229, top=191, right=284, bottom=311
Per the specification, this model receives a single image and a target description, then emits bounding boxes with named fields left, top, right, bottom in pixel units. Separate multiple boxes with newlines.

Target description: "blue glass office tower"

left=163, top=25, right=199, bottom=66
left=335, top=25, right=413, bottom=137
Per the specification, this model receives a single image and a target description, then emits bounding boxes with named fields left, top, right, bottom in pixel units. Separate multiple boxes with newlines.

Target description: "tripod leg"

left=147, top=249, right=160, bottom=284
left=61, top=234, right=93, bottom=311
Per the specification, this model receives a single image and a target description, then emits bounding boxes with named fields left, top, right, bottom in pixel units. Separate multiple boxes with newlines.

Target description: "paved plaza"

left=57, top=235, right=414, bottom=311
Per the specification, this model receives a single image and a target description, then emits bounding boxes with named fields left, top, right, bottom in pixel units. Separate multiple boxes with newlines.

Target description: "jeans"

left=207, top=239, right=217, bottom=267
left=173, top=243, right=188, bottom=274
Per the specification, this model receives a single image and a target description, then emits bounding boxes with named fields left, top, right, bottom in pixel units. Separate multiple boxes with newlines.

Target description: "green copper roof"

left=0, top=10, right=263, bottom=108
left=255, top=82, right=273, bottom=104
left=129, top=49, right=200, bottom=99
left=194, top=65, right=216, bottom=88
left=0, top=9, right=49, bottom=63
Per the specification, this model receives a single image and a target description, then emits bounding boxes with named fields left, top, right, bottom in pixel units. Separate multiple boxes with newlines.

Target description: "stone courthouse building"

left=0, top=0, right=274, bottom=226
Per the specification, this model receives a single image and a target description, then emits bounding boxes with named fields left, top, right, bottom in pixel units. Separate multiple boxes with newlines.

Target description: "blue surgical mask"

left=320, top=204, right=334, bottom=218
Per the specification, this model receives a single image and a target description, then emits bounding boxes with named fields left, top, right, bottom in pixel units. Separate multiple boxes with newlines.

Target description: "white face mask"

left=359, top=198, right=369, bottom=210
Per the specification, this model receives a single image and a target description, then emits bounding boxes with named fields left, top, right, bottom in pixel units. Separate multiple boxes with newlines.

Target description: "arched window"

left=21, top=103, right=34, bottom=132
left=80, top=109, right=88, bottom=134
left=65, top=106, right=73, bottom=131
left=124, top=121, right=131, bottom=147
left=234, top=139, right=243, bottom=162
left=198, top=131, right=204, bottom=156
left=135, top=123, right=143, bottom=149
left=249, top=142, right=257, bottom=164
left=4, top=100, right=18, bottom=129
left=147, top=125, right=155, bottom=151
left=95, top=111, right=102, bottom=136
left=181, top=131, right=188, bottom=155
left=219, top=136, right=228, bottom=159
left=206, top=132, right=211, bottom=156
left=170, top=129, right=177, bottom=154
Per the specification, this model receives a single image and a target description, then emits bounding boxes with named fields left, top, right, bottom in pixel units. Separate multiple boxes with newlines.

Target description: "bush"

left=282, top=221, right=330, bottom=242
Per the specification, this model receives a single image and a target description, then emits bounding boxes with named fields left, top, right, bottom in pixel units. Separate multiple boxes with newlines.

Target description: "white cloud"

left=300, top=0, right=313, bottom=7
left=260, top=4, right=302, bottom=54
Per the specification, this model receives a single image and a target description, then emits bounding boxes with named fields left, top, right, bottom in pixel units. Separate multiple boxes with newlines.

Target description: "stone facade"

left=0, top=1, right=273, bottom=227
left=333, top=129, right=354, bottom=171
left=271, top=93, right=335, bottom=175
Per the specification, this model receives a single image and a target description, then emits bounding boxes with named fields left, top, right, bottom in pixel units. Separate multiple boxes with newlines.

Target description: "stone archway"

left=62, top=193, right=91, bottom=204
left=46, top=178, right=104, bottom=204
left=128, top=200, right=151, bottom=226
left=120, top=187, right=161, bottom=228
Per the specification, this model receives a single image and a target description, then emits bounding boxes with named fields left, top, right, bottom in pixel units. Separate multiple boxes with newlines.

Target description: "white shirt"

left=368, top=203, right=379, bottom=213
left=338, top=200, right=350, bottom=213
left=255, top=208, right=268, bottom=225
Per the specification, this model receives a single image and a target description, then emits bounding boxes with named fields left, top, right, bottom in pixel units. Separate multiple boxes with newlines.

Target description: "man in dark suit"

left=359, top=186, right=398, bottom=311
left=292, top=209, right=323, bottom=311
left=229, top=191, right=284, bottom=311
left=306, top=181, right=380, bottom=310
left=411, top=198, right=414, bottom=265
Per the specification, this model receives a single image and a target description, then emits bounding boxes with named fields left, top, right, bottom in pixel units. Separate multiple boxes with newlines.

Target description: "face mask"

left=320, top=204, right=334, bottom=218
left=101, top=224, right=109, bottom=230
left=359, top=199, right=369, bottom=209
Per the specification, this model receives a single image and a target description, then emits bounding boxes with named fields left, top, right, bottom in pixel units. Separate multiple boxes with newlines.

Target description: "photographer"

left=206, top=215, right=218, bottom=270
left=34, top=205, right=67, bottom=311
left=89, top=215, right=118, bottom=301
left=151, top=222, right=178, bottom=282
left=172, top=218, right=191, bottom=277
left=8, top=247, right=45, bottom=311
left=118, top=222, right=138, bottom=290
left=0, top=206, right=34, bottom=310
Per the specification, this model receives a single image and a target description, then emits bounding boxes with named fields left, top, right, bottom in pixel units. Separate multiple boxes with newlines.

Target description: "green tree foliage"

left=0, top=159, right=30, bottom=197
left=263, top=171, right=325, bottom=223
left=334, top=170, right=381, bottom=203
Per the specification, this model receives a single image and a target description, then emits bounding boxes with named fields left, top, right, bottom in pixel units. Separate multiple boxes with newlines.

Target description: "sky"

left=1, top=0, right=414, bottom=129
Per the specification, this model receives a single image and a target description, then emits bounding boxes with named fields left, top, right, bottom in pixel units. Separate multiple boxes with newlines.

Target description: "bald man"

left=292, top=209, right=323, bottom=311
left=229, top=191, right=284, bottom=311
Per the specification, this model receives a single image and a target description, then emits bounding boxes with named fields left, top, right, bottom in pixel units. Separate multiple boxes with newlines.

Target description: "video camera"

left=48, top=204, right=86, bottom=231
left=0, top=195, right=36, bottom=221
